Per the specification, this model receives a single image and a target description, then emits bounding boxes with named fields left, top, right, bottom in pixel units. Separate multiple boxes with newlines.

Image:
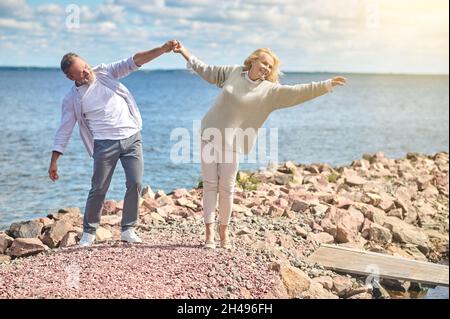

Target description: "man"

left=49, top=40, right=177, bottom=246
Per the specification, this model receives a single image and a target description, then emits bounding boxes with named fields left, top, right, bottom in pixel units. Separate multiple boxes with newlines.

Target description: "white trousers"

left=201, top=140, right=240, bottom=225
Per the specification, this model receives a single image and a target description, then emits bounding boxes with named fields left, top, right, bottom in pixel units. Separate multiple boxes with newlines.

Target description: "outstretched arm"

left=133, top=40, right=178, bottom=67
left=173, top=41, right=236, bottom=88
left=268, top=76, right=346, bottom=110
left=102, top=40, right=178, bottom=79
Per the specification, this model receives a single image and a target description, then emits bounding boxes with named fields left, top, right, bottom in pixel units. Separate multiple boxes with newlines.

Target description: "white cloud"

left=0, top=0, right=447, bottom=73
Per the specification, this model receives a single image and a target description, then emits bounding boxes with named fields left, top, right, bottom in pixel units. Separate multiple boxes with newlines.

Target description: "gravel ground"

left=0, top=228, right=278, bottom=299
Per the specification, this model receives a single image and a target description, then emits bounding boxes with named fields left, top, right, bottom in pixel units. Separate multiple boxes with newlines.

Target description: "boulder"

left=7, top=238, right=48, bottom=258
left=0, top=232, right=14, bottom=254
left=279, top=265, right=311, bottom=298
left=40, top=220, right=74, bottom=248
left=332, top=276, right=354, bottom=297
left=383, top=217, right=430, bottom=248
left=96, top=227, right=113, bottom=241
left=60, top=231, right=79, bottom=247
left=8, top=220, right=44, bottom=238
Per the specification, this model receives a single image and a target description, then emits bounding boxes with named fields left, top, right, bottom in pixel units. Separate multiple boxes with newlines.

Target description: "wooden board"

left=308, top=244, right=449, bottom=287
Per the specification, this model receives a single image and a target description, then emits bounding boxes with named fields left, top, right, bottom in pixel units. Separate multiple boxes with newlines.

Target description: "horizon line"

left=0, top=65, right=448, bottom=77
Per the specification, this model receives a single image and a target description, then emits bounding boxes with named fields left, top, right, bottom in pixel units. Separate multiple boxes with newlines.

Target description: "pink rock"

left=60, top=231, right=79, bottom=247
left=275, top=198, right=289, bottom=209
left=40, top=220, right=74, bottom=248
left=116, top=200, right=124, bottom=211
left=172, top=188, right=190, bottom=199
left=0, top=254, right=11, bottom=263
left=142, top=198, right=159, bottom=211
left=7, top=238, right=48, bottom=258
left=335, top=208, right=364, bottom=243
left=0, top=232, right=14, bottom=254
left=279, top=265, right=311, bottom=298
left=101, top=200, right=117, bottom=215
left=291, top=199, right=309, bottom=213
left=311, top=276, right=334, bottom=290
left=332, top=276, right=354, bottom=297
left=308, top=232, right=334, bottom=244
left=268, top=205, right=284, bottom=218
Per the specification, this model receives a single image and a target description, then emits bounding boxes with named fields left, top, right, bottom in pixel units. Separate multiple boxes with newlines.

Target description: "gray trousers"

left=83, top=131, right=143, bottom=234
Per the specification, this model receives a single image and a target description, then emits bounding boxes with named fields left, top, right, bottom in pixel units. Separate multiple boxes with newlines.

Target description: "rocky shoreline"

left=1, top=151, right=448, bottom=299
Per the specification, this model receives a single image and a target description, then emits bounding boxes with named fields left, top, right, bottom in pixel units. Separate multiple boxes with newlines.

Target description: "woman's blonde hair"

left=243, top=48, right=281, bottom=83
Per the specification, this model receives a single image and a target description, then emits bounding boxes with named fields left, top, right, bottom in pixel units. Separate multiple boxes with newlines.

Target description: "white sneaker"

left=79, top=232, right=96, bottom=246
left=121, top=229, right=142, bottom=243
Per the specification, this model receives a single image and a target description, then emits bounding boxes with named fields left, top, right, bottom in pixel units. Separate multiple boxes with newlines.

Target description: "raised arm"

left=101, top=40, right=178, bottom=79
left=173, top=41, right=236, bottom=88
left=49, top=97, right=76, bottom=181
left=268, top=77, right=346, bottom=110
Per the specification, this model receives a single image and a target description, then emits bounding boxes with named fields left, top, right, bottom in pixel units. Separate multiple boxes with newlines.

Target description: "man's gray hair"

left=60, top=53, right=80, bottom=74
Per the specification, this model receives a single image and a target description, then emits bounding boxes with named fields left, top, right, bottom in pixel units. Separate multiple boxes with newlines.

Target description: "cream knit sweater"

left=189, top=57, right=333, bottom=155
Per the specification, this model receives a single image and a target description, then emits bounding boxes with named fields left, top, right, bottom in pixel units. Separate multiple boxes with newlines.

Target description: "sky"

left=0, top=0, right=448, bottom=74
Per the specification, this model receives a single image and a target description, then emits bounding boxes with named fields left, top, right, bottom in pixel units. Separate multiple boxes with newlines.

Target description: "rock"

left=268, top=205, right=284, bottom=218
left=348, top=291, right=373, bottom=299
left=387, top=208, right=404, bottom=219
left=275, top=198, right=290, bottom=209
left=101, top=214, right=122, bottom=226
left=334, top=196, right=354, bottom=209
left=383, top=217, right=430, bottom=247
left=0, top=232, right=14, bottom=254
left=101, top=200, right=117, bottom=215
left=422, top=185, right=440, bottom=198
left=36, top=217, right=54, bottom=227
left=302, top=282, right=339, bottom=299
left=60, top=231, right=79, bottom=247
left=311, top=276, right=334, bottom=291
left=335, top=208, right=364, bottom=243
left=52, top=207, right=82, bottom=224
left=345, top=175, right=367, bottom=187
left=321, top=216, right=337, bottom=238
left=142, top=198, right=159, bottom=211
left=8, top=220, right=43, bottom=238
left=332, top=276, right=354, bottom=297
left=416, top=175, right=434, bottom=191
left=368, top=223, right=393, bottom=243
left=236, top=227, right=252, bottom=236
left=233, top=204, right=250, bottom=214
left=40, top=220, right=74, bottom=248
left=308, top=232, right=335, bottom=244
left=360, top=218, right=373, bottom=239
left=0, top=254, right=11, bottom=263
left=403, top=245, right=428, bottom=261
left=274, top=173, right=292, bottom=185
left=291, top=199, right=309, bottom=213
left=155, top=206, right=174, bottom=217
left=345, top=287, right=372, bottom=299
left=150, top=212, right=166, bottom=223
left=156, top=195, right=174, bottom=206
left=141, top=185, right=155, bottom=199
left=361, top=205, right=387, bottom=225
left=175, top=197, right=197, bottom=210
left=7, top=238, right=49, bottom=258
left=116, top=200, right=124, bottom=211
left=239, top=287, right=253, bottom=299
left=172, top=188, right=190, bottom=199
left=378, top=194, right=395, bottom=212
left=312, top=203, right=329, bottom=216
left=50, top=207, right=81, bottom=219
left=293, top=225, right=308, bottom=238
left=96, top=227, right=113, bottom=241
left=282, top=210, right=296, bottom=219
left=279, top=265, right=311, bottom=297
left=363, top=192, right=382, bottom=206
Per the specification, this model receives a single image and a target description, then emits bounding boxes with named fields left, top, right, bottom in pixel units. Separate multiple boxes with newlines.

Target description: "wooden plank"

left=308, top=244, right=449, bottom=287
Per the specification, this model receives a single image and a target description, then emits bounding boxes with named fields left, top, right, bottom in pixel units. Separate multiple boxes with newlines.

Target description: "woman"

left=173, top=41, right=346, bottom=249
